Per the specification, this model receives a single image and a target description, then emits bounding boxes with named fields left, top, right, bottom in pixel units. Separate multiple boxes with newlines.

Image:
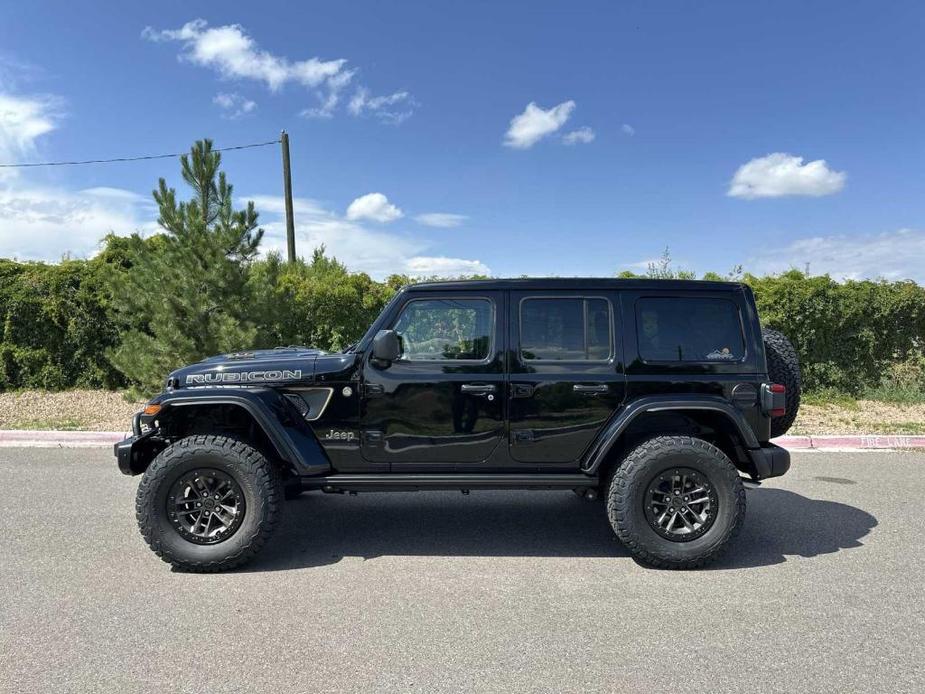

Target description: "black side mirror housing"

left=371, top=329, right=401, bottom=362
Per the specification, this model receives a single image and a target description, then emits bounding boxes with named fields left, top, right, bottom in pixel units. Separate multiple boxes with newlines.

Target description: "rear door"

left=508, top=290, right=625, bottom=464
left=361, top=291, right=506, bottom=468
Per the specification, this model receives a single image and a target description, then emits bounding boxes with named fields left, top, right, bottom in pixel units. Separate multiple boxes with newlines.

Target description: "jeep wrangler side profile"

left=116, top=279, right=800, bottom=572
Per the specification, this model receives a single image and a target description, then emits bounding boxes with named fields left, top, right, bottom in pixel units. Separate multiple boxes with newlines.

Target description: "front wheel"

left=136, top=435, right=283, bottom=572
left=606, top=436, right=745, bottom=569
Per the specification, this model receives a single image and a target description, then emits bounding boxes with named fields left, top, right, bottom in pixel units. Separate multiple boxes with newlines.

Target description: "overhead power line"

left=0, top=139, right=281, bottom=168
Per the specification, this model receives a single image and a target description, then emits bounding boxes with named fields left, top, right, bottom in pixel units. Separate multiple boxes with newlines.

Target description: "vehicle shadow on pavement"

left=711, top=487, right=877, bottom=570
left=239, top=488, right=877, bottom=572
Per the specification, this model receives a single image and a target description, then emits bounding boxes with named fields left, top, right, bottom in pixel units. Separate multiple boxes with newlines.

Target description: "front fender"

left=117, top=387, right=331, bottom=476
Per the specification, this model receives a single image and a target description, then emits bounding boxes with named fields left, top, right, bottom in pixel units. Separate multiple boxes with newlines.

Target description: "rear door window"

left=520, top=297, right=612, bottom=361
left=636, top=297, right=744, bottom=362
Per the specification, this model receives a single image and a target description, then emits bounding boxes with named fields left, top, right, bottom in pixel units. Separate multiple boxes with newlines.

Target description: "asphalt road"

left=1, top=449, right=923, bottom=694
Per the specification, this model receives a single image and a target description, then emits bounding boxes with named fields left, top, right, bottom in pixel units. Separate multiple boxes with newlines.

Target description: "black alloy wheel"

left=167, top=468, right=246, bottom=544
left=643, top=467, right=718, bottom=542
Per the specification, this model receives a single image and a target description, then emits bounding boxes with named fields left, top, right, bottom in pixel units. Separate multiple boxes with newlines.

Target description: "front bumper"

left=114, top=412, right=160, bottom=476
left=749, top=442, right=791, bottom=480
left=114, top=430, right=158, bottom=475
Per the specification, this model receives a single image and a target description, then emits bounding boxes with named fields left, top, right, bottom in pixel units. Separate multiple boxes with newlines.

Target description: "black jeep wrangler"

left=116, top=279, right=800, bottom=572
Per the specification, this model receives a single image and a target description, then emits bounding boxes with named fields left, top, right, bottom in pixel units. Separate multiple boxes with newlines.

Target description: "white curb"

left=0, top=430, right=126, bottom=448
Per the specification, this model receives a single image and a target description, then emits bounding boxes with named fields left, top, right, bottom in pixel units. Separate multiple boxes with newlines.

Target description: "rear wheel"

left=136, top=435, right=283, bottom=572
left=606, top=436, right=745, bottom=569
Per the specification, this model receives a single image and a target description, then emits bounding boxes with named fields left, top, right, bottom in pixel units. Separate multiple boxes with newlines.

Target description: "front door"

left=361, top=291, right=506, bottom=468
left=508, top=291, right=625, bottom=464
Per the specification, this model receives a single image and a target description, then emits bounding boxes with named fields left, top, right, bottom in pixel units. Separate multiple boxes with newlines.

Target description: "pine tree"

left=108, top=140, right=263, bottom=394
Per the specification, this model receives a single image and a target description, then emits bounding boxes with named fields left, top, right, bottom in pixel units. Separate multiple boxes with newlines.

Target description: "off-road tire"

left=762, top=328, right=801, bottom=437
left=136, top=435, right=283, bottom=572
left=607, top=436, right=745, bottom=569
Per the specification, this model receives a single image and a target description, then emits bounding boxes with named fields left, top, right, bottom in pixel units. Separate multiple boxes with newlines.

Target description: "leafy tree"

left=107, top=140, right=263, bottom=394
left=248, top=246, right=397, bottom=351
left=645, top=246, right=696, bottom=280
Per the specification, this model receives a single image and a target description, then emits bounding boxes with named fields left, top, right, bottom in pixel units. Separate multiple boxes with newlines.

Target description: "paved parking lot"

left=1, top=448, right=923, bottom=693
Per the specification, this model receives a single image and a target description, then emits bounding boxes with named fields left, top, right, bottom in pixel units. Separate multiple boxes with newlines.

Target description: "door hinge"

left=511, top=430, right=534, bottom=444
left=511, top=383, right=534, bottom=398
left=363, top=383, right=385, bottom=397
left=363, top=430, right=384, bottom=447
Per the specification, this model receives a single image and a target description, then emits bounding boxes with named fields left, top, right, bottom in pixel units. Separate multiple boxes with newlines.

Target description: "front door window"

left=393, top=298, right=493, bottom=362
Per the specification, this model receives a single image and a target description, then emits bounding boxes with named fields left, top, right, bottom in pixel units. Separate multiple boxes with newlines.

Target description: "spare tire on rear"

left=762, top=328, right=801, bottom=438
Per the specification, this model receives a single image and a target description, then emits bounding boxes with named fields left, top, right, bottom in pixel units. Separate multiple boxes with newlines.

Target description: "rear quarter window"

left=636, top=297, right=745, bottom=363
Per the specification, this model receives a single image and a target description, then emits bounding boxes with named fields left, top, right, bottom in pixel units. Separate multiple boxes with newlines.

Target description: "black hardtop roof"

left=404, top=277, right=745, bottom=293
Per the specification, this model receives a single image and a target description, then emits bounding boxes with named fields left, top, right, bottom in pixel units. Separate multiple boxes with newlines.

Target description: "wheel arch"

left=583, top=396, right=762, bottom=482
left=134, top=388, right=331, bottom=477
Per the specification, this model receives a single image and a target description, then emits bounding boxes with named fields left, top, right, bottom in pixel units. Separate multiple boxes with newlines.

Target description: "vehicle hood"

left=167, top=347, right=360, bottom=389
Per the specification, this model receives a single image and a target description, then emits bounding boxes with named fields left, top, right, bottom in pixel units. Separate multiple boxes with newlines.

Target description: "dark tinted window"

left=393, top=298, right=493, bottom=361
left=521, top=298, right=612, bottom=361
left=637, top=297, right=744, bottom=362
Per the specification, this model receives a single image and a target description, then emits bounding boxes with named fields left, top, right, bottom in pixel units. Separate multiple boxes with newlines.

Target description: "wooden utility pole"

left=280, top=130, right=296, bottom=262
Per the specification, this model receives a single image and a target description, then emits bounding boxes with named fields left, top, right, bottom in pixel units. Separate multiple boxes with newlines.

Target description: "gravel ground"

left=791, top=400, right=925, bottom=435
left=3, top=389, right=924, bottom=434
left=0, top=390, right=141, bottom=432
left=0, top=449, right=922, bottom=693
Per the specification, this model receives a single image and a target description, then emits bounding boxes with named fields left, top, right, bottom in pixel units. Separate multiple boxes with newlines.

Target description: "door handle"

left=461, top=384, right=497, bottom=396
left=573, top=384, right=609, bottom=394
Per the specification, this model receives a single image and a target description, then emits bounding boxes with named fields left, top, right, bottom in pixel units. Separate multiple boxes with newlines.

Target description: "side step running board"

left=301, top=473, right=598, bottom=492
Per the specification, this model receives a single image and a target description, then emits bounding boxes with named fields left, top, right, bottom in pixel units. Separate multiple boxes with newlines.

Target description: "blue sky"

left=1, top=1, right=923, bottom=279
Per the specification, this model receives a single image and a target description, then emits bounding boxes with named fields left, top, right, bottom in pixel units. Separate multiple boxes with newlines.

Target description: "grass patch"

left=860, top=385, right=925, bottom=404
left=802, top=389, right=859, bottom=409
left=876, top=421, right=925, bottom=434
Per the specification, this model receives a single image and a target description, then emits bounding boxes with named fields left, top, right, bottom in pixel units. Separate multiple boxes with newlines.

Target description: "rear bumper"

left=749, top=442, right=791, bottom=480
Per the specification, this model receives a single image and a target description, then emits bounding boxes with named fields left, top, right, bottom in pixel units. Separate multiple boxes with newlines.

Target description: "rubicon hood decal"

left=186, top=369, right=302, bottom=385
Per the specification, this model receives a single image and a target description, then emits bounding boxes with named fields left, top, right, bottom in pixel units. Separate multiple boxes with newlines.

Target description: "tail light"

left=762, top=383, right=786, bottom=417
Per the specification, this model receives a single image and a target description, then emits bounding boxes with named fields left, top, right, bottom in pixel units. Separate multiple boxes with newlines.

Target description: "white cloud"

left=0, top=85, right=155, bottom=258
left=0, top=92, right=61, bottom=180
left=750, top=228, right=925, bottom=283
left=0, top=183, right=155, bottom=260
left=404, top=256, right=489, bottom=276
left=346, top=87, right=414, bottom=124
left=144, top=19, right=414, bottom=122
left=212, top=92, right=257, bottom=119
left=504, top=100, right=575, bottom=149
left=728, top=152, right=846, bottom=199
left=562, top=126, right=595, bottom=145
left=415, top=213, right=468, bottom=228
left=346, top=192, right=403, bottom=223
left=621, top=123, right=635, bottom=136
left=142, top=19, right=346, bottom=91
left=248, top=195, right=489, bottom=278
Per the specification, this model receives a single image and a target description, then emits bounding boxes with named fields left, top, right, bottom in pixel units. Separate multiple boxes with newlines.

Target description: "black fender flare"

left=149, top=387, right=331, bottom=475
left=581, top=395, right=761, bottom=475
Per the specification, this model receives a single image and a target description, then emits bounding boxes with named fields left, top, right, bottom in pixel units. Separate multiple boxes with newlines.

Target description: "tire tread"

left=606, top=435, right=745, bottom=570
left=762, top=328, right=802, bottom=438
left=135, top=434, right=282, bottom=573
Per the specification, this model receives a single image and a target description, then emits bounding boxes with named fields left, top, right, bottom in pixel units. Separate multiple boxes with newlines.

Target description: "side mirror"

left=371, top=329, right=401, bottom=362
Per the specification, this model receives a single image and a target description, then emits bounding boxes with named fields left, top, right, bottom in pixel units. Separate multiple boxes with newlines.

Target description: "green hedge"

left=0, top=259, right=123, bottom=390
left=746, top=270, right=925, bottom=393
left=1, top=246, right=922, bottom=395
